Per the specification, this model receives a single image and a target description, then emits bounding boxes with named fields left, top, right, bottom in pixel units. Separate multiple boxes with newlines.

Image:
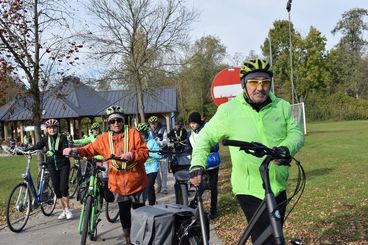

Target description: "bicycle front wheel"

left=6, top=183, right=31, bottom=232
left=69, top=166, right=79, bottom=198
left=81, top=195, right=92, bottom=245
left=105, top=202, right=119, bottom=223
left=40, top=179, right=57, bottom=216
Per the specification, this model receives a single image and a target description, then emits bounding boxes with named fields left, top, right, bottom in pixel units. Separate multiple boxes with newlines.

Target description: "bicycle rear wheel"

left=81, top=195, right=92, bottom=245
left=40, top=179, right=57, bottom=216
left=105, top=202, right=119, bottom=223
left=69, top=165, right=79, bottom=198
left=6, top=183, right=31, bottom=232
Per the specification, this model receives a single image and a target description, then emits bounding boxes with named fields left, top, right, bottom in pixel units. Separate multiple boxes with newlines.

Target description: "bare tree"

left=82, top=0, right=197, bottom=122
left=0, top=0, right=82, bottom=141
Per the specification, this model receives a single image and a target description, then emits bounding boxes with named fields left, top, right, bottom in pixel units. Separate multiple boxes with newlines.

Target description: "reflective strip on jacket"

left=78, top=128, right=149, bottom=196
left=190, top=92, right=304, bottom=199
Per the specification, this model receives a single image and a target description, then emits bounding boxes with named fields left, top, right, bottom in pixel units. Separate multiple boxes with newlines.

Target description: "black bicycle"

left=130, top=178, right=210, bottom=245
left=151, top=141, right=192, bottom=205
left=68, top=158, right=93, bottom=199
left=222, top=139, right=305, bottom=245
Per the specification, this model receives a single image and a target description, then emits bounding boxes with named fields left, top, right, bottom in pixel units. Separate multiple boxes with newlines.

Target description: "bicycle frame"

left=222, top=139, right=305, bottom=245
left=21, top=153, right=47, bottom=206
left=176, top=185, right=210, bottom=245
left=238, top=155, right=284, bottom=245
left=78, top=164, right=103, bottom=234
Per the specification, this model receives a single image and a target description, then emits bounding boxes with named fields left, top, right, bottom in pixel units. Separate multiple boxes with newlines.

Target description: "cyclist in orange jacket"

left=63, top=106, right=148, bottom=244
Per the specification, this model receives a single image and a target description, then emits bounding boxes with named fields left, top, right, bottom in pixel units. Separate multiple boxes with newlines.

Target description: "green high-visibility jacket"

left=73, top=133, right=103, bottom=160
left=190, top=92, right=304, bottom=199
left=73, top=133, right=98, bottom=146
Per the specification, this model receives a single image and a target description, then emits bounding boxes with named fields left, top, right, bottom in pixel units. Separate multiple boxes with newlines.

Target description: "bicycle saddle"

left=174, top=170, right=189, bottom=181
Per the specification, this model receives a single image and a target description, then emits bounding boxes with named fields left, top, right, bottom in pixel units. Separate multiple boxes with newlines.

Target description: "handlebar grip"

left=69, top=151, right=81, bottom=158
left=222, top=139, right=252, bottom=147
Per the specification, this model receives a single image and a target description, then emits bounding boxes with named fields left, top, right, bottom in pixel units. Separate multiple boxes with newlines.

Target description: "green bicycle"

left=68, top=154, right=122, bottom=245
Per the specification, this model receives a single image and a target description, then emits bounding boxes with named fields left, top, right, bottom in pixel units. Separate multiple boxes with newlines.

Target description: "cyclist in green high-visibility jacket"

left=189, top=59, right=304, bottom=244
left=73, top=122, right=101, bottom=146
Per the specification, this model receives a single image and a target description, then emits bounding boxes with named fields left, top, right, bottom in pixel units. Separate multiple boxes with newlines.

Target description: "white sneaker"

left=58, top=210, right=66, bottom=220
left=65, top=209, right=73, bottom=220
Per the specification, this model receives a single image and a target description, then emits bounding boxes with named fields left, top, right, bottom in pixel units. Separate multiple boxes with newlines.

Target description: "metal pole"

left=287, top=0, right=295, bottom=104
left=268, top=33, right=275, bottom=94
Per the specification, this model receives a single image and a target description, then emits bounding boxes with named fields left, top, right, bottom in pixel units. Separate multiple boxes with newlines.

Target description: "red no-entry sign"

left=211, top=67, right=242, bottom=106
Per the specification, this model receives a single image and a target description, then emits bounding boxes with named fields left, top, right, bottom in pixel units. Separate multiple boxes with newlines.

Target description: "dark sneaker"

left=161, top=190, right=168, bottom=194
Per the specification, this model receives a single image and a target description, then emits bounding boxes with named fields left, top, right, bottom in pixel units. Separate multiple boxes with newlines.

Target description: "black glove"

left=272, top=146, right=291, bottom=165
left=189, top=166, right=204, bottom=179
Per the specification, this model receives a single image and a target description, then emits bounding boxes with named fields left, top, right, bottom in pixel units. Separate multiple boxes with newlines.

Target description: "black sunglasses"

left=109, top=118, right=123, bottom=124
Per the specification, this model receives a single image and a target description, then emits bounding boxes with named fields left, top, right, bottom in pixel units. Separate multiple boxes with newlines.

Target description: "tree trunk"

left=136, top=83, right=145, bottom=122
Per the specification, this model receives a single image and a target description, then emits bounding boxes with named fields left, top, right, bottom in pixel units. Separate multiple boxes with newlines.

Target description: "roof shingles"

left=0, top=78, right=177, bottom=122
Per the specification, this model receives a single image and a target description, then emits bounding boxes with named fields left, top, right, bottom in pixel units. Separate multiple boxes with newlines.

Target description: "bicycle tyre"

left=69, top=166, right=79, bottom=198
left=6, top=183, right=31, bottom=233
left=81, top=195, right=92, bottom=245
left=40, top=179, right=57, bottom=216
left=105, top=202, right=119, bottom=223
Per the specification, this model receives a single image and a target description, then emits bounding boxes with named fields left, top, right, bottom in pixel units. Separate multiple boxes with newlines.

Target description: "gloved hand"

left=46, top=150, right=54, bottom=157
left=120, top=152, right=134, bottom=161
left=189, top=166, right=204, bottom=187
left=272, top=146, right=291, bottom=165
left=63, top=148, right=78, bottom=157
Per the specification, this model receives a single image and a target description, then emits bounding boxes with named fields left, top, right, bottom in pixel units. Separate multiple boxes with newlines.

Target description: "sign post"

left=211, top=67, right=242, bottom=107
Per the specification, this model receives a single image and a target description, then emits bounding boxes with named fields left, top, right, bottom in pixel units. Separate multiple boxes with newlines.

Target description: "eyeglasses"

left=247, top=79, right=271, bottom=88
left=109, top=118, right=123, bottom=124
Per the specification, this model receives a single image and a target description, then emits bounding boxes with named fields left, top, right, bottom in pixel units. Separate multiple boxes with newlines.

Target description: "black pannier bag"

left=130, top=204, right=195, bottom=245
left=170, top=152, right=191, bottom=174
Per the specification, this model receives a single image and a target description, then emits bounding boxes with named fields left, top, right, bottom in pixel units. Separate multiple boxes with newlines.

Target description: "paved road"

left=0, top=173, right=223, bottom=245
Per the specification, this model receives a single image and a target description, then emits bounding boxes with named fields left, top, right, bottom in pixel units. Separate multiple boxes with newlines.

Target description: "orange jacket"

left=78, top=128, right=149, bottom=196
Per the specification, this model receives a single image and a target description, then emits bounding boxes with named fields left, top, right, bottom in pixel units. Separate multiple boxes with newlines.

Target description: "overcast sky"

left=185, top=0, right=367, bottom=62
left=72, top=0, right=367, bottom=78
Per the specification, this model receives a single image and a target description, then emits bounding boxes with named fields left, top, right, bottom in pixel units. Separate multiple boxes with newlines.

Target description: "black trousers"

left=144, top=172, right=158, bottom=205
left=49, top=165, right=70, bottom=198
left=118, top=199, right=145, bottom=230
left=207, top=167, right=219, bottom=214
left=236, top=191, right=287, bottom=245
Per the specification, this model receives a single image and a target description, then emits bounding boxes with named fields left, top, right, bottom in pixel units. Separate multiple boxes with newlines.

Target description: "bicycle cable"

left=279, top=157, right=306, bottom=222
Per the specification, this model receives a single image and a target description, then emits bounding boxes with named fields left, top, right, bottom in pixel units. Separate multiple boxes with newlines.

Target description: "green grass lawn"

left=212, top=120, right=368, bottom=244
left=0, top=154, right=39, bottom=224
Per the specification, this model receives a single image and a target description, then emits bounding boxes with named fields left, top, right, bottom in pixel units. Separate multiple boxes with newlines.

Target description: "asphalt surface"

left=0, top=173, right=223, bottom=245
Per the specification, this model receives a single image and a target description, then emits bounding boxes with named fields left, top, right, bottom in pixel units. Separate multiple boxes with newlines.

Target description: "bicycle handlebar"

left=10, top=147, right=44, bottom=156
left=222, top=139, right=291, bottom=161
left=66, top=152, right=127, bottom=163
left=149, top=147, right=191, bottom=155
